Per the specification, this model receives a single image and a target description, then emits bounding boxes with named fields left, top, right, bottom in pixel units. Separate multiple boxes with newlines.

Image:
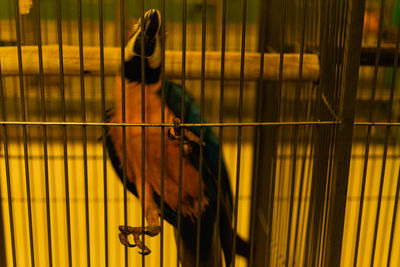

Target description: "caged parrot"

left=106, top=9, right=249, bottom=266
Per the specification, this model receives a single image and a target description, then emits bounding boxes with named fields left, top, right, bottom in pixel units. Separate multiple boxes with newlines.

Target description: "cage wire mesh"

left=0, top=0, right=399, bottom=267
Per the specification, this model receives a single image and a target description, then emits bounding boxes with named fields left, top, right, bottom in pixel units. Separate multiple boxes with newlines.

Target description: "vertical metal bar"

left=318, top=1, right=348, bottom=264
left=318, top=12, right=338, bottom=266
left=56, top=0, right=72, bottom=265
left=326, top=0, right=340, bottom=105
left=385, top=17, right=400, bottom=267
left=0, top=179, right=6, bottom=267
left=300, top=128, right=316, bottom=267
left=387, top=167, right=400, bottom=266
left=324, top=0, right=366, bottom=265
left=140, top=0, right=146, bottom=264
left=353, top=0, right=386, bottom=265
left=231, top=0, right=246, bottom=266
left=77, top=1, right=91, bottom=266
left=293, top=85, right=316, bottom=265
left=324, top=21, right=349, bottom=252
left=160, top=0, right=166, bottom=266
left=119, top=0, right=128, bottom=266
left=252, top=0, right=286, bottom=265
left=98, top=0, right=108, bottom=266
left=370, top=103, right=392, bottom=266
left=303, top=0, right=334, bottom=264
left=315, top=0, right=336, bottom=261
left=214, top=0, right=227, bottom=265
left=34, top=0, right=53, bottom=265
left=317, top=0, right=337, bottom=263
left=195, top=1, right=206, bottom=266
left=285, top=0, right=306, bottom=265
left=303, top=90, right=326, bottom=267
left=13, top=0, right=35, bottom=266
left=272, top=94, right=286, bottom=267
left=370, top=10, right=399, bottom=267
left=272, top=0, right=287, bottom=265
left=299, top=84, right=318, bottom=266
left=0, top=62, right=17, bottom=267
left=249, top=0, right=266, bottom=264
left=292, top=4, right=316, bottom=258
left=177, top=0, right=187, bottom=265
left=333, top=0, right=350, bottom=112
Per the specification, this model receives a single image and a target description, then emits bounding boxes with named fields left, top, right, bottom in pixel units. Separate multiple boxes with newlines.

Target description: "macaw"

left=106, top=9, right=249, bottom=266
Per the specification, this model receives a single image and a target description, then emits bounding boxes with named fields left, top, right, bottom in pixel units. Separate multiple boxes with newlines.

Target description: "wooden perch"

left=0, top=45, right=320, bottom=81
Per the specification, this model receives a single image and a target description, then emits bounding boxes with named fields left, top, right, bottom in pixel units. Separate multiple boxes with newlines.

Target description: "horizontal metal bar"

left=1, top=194, right=397, bottom=203
left=4, top=120, right=400, bottom=127
left=354, top=122, right=400, bottom=126
left=0, top=45, right=320, bottom=81
left=0, top=121, right=341, bottom=127
left=3, top=153, right=399, bottom=161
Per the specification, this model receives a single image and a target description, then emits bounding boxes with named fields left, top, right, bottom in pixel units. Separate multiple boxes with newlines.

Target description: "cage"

left=0, top=0, right=399, bottom=266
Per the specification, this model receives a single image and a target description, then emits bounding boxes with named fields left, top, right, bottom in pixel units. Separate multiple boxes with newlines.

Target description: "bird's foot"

left=167, top=117, right=206, bottom=156
left=118, top=225, right=161, bottom=255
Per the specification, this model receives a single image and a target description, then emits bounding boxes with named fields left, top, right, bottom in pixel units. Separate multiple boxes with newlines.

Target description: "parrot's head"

left=124, top=9, right=162, bottom=84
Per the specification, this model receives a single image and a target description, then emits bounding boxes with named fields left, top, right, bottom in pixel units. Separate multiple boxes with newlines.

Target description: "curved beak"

left=125, top=9, right=161, bottom=62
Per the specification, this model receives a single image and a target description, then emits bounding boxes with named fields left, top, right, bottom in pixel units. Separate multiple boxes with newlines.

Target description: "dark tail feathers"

left=218, top=193, right=250, bottom=266
left=236, top=235, right=250, bottom=258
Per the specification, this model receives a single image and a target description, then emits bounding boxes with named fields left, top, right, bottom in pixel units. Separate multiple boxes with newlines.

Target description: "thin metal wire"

left=298, top=126, right=316, bottom=266
left=195, top=1, right=206, bottom=266
left=14, top=0, right=35, bottom=265
left=231, top=0, right=247, bottom=266
left=291, top=2, right=317, bottom=260
left=34, top=0, right=53, bottom=265
left=354, top=122, right=400, bottom=126
left=214, top=0, right=227, bottom=265
left=387, top=166, right=400, bottom=266
left=370, top=6, right=398, bottom=266
left=119, top=0, right=128, bottom=266
left=300, top=41, right=319, bottom=266
left=262, top=10, right=284, bottom=260
left=303, top=70, right=326, bottom=267
left=55, top=0, right=73, bottom=265
left=0, top=121, right=342, bottom=127
left=370, top=100, right=393, bottom=266
left=274, top=86, right=288, bottom=267
left=334, top=0, right=349, bottom=114
left=385, top=16, right=400, bottom=266
left=321, top=93, right=340, bottom=121
left=304, top=0, right=334, bottom=264
left=249, top=0, right=266, bottom=264
left=140, top=0, right=146, bottom=264
left=318, top=1, right=346, bottom=264
left=329, top=0, right=343, bottom=110
left=271, top=1, right=287, bottom=265
left=293, top=85, right=316, bottom=265
left=177, top=0, right=187, bottom=265
left=76, top=1, right=91, bottom=265
left=0, top=63, right=17, bottom=267
left=321, top=0, right=336, bottom=111
left=352, top=0, right=385, bottom=265
left=160, top=0, right=166, bottom=266
left=285, top=0, right=307, bottom=265
left=272, top=90, right=284, bottom=266
left=7, top=152, right=400, bottom=161
left=98, top=0, right=108, bottom=266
